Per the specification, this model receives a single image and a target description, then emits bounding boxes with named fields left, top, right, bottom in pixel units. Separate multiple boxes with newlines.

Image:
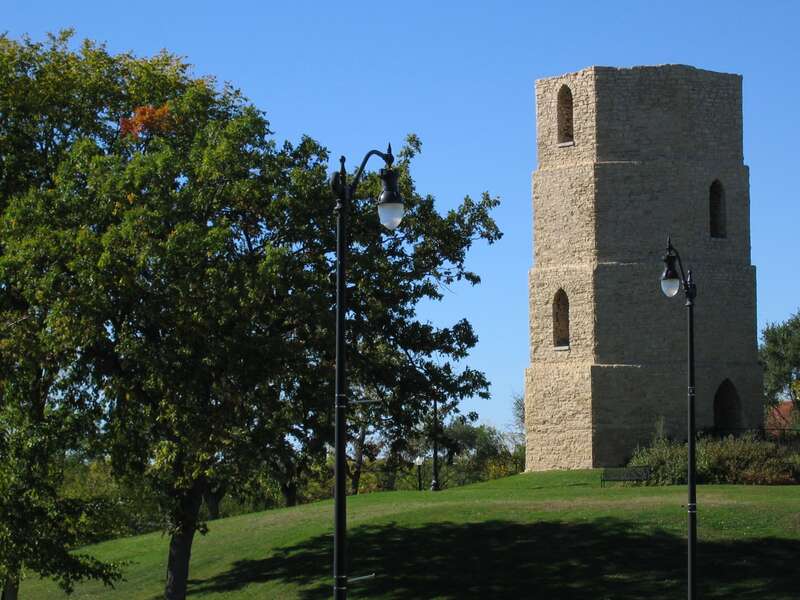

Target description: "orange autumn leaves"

left=120, top=104, right=173, bottom=139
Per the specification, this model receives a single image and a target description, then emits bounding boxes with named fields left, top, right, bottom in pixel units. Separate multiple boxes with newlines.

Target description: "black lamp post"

left=329, top=145, right=403, bottom=600
left=660, top=237, right=698, bottom=600
left=430, top=397, right=440, bottom=491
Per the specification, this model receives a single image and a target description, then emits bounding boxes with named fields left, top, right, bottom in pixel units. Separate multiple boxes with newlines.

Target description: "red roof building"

left=766, top=402, right=798, bottom=431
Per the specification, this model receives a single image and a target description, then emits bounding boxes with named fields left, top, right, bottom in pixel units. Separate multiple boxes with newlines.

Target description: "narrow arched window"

left=557, top=85, right=574, bottom=144
left=709, top=180, right=726, bottom=238
left=553, top=289, right=570, bottom=347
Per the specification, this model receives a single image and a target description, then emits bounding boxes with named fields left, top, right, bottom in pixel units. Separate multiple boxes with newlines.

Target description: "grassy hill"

left=21, top=470, right=800, bottom=599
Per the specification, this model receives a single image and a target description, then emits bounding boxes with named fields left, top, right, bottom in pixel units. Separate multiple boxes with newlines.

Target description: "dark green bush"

left=628, top=433, right=800, bottom=485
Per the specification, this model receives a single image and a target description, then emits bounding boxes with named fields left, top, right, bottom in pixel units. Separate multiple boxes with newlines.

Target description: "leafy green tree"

left=512, top=392, right=525, bottom=435
left=442, top=416, right=505, bottom=464
left=0, top=31, right=290, bottom=599
left=426, top=416, right=523, bottom=486
left=760, top=311, right=800, bottom=406
left=0, top=316, right=123, bottom=599
left=0, top=31, right=132, bottom=598
left=243, top=134, right=502, bottom=502
left=506, top=391, right=526, bottom=452
left=1, top=31, right=500, bottom=600
left=60, top=457, right=163, bottom=538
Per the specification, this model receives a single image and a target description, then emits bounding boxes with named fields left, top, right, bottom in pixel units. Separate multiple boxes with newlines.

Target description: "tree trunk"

left=383, top=451, right=399, bottom=491
left=203, top=486, right=225, bottom=521
left=2, top=573, right=19, bottom=600
left=164, top=485, right=204, bottom=600
left=350, top=424, right=368, bottom=495
left=281, top=481, right=298, bottom=507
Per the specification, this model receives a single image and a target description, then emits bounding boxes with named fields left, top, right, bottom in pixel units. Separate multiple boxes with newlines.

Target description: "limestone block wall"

left=525, top=64, right=763, bottom=470
left=527, top=131, right=598, bottom=468
left=526, top=262, right=595, bottom=469
left=532, top=165, right=596, bottom=268
left=528, top=266, right=595, bottom=363
left=591, top=362, right=762, bottom=466
left=593, top=161, right=752, bottom=267
left=593, top=65, right=743, bottom=164
left=590, top=364, right=683, bottom=466
left=593, top=262, right=759, bottom=367
left=535, top=67, right=597, bottom=169
left=526, top=363, right=594, bottom=470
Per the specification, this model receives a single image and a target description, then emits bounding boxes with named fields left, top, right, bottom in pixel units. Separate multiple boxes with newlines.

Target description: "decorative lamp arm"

left=331, top=144, right=395, bottom=201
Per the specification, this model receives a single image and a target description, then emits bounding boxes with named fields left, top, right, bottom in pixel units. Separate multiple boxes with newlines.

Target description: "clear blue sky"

left=6, top=1, right=800, bottom=430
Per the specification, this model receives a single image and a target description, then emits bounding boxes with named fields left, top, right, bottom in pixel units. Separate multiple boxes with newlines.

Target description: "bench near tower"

left=524, top=65, right=763, bottom=470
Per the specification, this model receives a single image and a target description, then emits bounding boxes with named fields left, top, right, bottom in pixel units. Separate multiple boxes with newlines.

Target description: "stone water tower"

left=524, top=65, right=763, bottom=470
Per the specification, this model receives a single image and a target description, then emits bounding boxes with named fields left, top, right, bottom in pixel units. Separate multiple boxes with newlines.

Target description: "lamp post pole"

left=414, top=456, right=424, bottom=491
left=330, top=146, right=404, bottom=600
left=430, top=397, right=440, bottom=491
left=685, top=269, right=697, bottom=600
left=660, top=237, right=697, bottom=600
left=332, top=156, right=349, bottom=600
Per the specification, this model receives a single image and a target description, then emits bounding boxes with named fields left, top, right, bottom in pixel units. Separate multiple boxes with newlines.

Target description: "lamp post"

left=430, top=397, right=440, bottom=491
left=329, top=145, right=404, bottom=600
left=414, top=455, right=424, bottom=491
left=660, top=236, right=698, bottom=600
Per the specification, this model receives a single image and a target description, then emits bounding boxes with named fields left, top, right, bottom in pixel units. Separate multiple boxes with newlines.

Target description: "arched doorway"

left=713, top=379, right=742, bottom=435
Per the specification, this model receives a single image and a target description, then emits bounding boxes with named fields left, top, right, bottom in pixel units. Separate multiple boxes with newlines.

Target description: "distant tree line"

left=0, top=31, right=501, bottom=600
left=761, top=310, right=800, bottom=409
left=59, top=414, right=526, bottom=534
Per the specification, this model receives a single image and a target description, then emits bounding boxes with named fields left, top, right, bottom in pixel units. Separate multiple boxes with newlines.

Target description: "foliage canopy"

left=761, top=311, right=800, bottom=406
left=0, top=30, right=500, bottom=599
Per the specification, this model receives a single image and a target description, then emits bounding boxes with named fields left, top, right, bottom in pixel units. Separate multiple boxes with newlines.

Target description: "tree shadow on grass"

left=188, top=517, right=800, bottom=599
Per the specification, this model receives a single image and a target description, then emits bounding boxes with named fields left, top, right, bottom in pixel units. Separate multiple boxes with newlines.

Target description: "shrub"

left=628, top=433, right=800, bottom=485
left=629, top=437, right=688, bottom=485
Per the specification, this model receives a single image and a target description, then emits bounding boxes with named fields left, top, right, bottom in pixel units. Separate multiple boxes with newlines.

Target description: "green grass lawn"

left=21, top=470, right=800, bottom=599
